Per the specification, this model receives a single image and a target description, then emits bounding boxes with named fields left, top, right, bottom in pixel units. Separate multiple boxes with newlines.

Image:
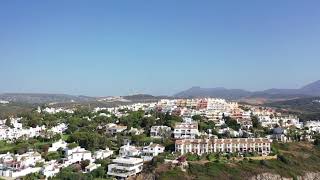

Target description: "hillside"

left=0, top=93, right=169, bottom=104
left=175, top=87, right=251, bottom=100
left=265, top=97, right=320, bottom=121
left=155, top=142, right=320, bottom=180
left=0, top=93, right=95, bottom=104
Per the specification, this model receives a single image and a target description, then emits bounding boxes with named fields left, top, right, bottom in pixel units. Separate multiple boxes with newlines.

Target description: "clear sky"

left=0, top=0, right=320, bottom=96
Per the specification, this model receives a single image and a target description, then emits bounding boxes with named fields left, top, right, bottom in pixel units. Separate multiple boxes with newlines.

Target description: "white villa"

left=105, top=123, right=127, bottom=135
left=107, top=157, right=143, bottom=178
left=84, top=163, right=101, bottom=173
left=40, top=160, right=60, bottom=178
left=94, top=148, right=113, bottom=160
left=304, top=121, right=320, bottom=133
left=141, top=143, right=165, bottom=161
left=48, top=140, right=68, bottom=152
left=119, top=143, right=141, bottom=157
left=64, top=146, right=93, bottom=165
left=150, top=126, right=172, bottom=138
left=0, top=152, right=44, bottom=178
left=173, top=122, right=199, bottom=139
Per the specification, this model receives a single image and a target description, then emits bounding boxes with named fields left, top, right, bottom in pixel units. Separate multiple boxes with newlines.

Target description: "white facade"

left=141, top=143, right=165, bottom=161
left=0, top=151, right=44, bottom=178
left=107, top=157, right=143, bottom=178
left=94, top=148, right=113, bottom=160
left=65, top=146, right=93, bottom=165
left=176, top=138, right=272, bottom=156
left=50, top=123, right=68, bottom=134
left=48, top=140, right=68, bottom=152
left=173, top=122, right=199, bottom=139
left=304, top=121, right=320, bottom=133
left=119, top=144, right=141, bottom=157
left=0, top=167, right=41, bottom=178
left=105, top=123, right=127, bottom=135
left=40, top=160, right=60, bottom=178
left=16, top=152, right=44, bottom=167
left=150, top=126, right=172, bottom=138
left=0, top=124, right=45, bottom=141
left=85, top=163, right=101, bottom=173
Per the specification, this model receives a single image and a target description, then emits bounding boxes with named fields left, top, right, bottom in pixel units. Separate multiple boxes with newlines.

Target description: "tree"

left=67, top=131, right=110, bottom=151
left=224, top=117, right=240, bottom=131
left=192, top=115, right=203, bottom=121
left=199, top=121, right=215, bottom=132
left=141, top=117, right=156, bottom=132
left=314, top=135, right=320, bottom=147
left=185, top=153, right=200, bottom=161
left=5, top=119, right=13, bottom=128
left=91, top=166, right=106, bottom=178
left=206, top=153, right=217, bottom=161
left=67, top=143, right=78, bottom=149
left=252, top=115, right=261, bottom=129
left=14, top=143, right=29, bottom=154
left=80, top=160, right=90, bottom=171
left=45, top=152, right=60, bottom=161
left=41, top=144, right=50, bottom=153
left=163, top=113, right=183, bottom=128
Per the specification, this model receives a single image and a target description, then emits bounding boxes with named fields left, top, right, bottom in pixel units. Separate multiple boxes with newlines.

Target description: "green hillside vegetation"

left=158, top=142, right=320, bottom=180
left=266, top=97, right=320, bottom=121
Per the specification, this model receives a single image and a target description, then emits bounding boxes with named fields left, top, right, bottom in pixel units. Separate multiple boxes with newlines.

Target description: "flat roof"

left=112, top=157, right=143, bottom=164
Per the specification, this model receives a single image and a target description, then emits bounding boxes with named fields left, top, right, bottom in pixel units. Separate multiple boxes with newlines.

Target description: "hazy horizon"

left=1, top=1, right=320, bottom=96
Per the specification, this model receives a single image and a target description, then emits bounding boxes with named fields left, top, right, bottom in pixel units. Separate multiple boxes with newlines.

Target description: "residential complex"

left=175, top=138, right=272, bottom=156
left=173, top=122, right=199, bottom=139
left=0, top=97, right=317, bottom=179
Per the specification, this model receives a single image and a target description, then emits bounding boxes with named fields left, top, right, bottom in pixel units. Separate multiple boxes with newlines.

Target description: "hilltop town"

left=0, top=98, right=320, bottom=179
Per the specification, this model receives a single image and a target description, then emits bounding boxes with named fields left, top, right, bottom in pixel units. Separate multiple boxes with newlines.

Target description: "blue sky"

left=0, top=0, right=319, bottom=96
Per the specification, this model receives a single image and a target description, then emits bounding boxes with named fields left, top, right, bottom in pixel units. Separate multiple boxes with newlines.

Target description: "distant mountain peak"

left=300, top=80, right=320, bottom=90
left=175, top=80, right=320, bottom=100
left=174, top=86, right=251, bottom=99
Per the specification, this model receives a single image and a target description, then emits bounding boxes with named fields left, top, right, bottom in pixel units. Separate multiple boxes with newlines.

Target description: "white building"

left=50, top=123, right=68, bottom=134
left=107, top=157, right=143, bottom=178
left=175, top=138, right=272, bottom=156
left=173, top=122, right=199, bottom=139
left=105, top=123, right=127, bottom=135
left=304, top=121, right=320, bottom=133
left=0, top=151, right=44, bottom=178
left=64, top=146, right=93, bottom=165
left=16, top=152, right=44, bottom=167
left=48, top=140, right=68, bottom=152
left=141, top=143, right=165, bottom=161
left=0, top=100, right=9, bottom=104
left=150, top=126, right=172, bottom=138
left=119, top=143, right=141, bottom=157
left=0, top=119, right=46, bottom=141
left=128, top=127, right=144, bottom=135
left=0, top=167, right=41, bottom=178
left=40, top=160, right=60, bottom=178
left=94, top=148, right=113, bottom=160
left=84, top=163, right=101, bottom=173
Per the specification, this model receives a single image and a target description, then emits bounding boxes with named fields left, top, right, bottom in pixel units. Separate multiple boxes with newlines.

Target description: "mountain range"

left=1, top=80, right=319, bottom=104
left=174, top=80, right=320, bottom=100
left=0, top=93, right=166, bottom=104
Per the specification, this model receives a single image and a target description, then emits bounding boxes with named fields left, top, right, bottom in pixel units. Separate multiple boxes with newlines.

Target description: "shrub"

left=44, top=152, right=60, bottom=161
left=186, top=153, right=200, bottom=161
left=278, top=154, right=290, bottom=164
left=67, top=143, right=78, bottom=149
left=207, top=153, right=217, bottom=161
left=260, top=160, right=267, bottom=166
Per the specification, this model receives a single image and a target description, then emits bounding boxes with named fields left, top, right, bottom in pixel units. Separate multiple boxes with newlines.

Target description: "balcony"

left=108, top=164, right=137, bottom=171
